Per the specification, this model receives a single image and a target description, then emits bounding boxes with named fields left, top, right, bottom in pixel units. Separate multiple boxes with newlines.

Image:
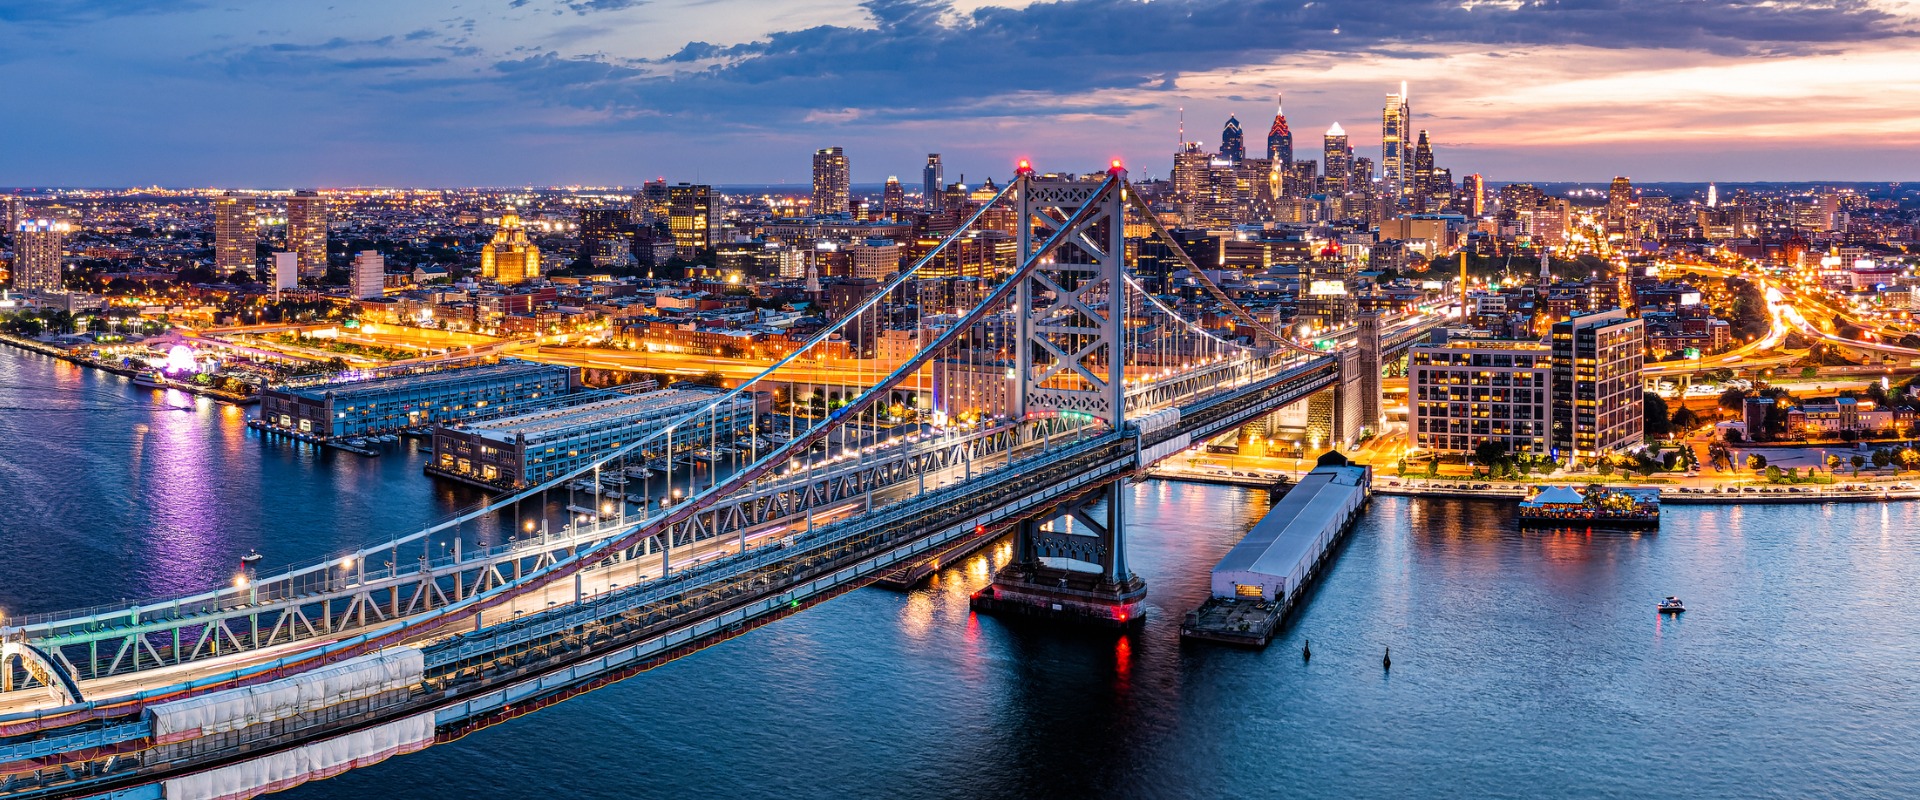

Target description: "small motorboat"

left=240, top=550, right=264, bottom=566
left=1657, top=596, right=1686, bottom=614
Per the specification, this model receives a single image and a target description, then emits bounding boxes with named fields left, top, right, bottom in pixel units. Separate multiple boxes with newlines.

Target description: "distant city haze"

left=2, top=0, right=1917, bottom=186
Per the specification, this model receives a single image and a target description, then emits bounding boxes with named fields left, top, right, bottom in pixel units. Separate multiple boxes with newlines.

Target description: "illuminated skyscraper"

left=1, top=196, right=25, bottom=230
left=12, top=219, right=67, bottom=294
left=631, top=178, right=669, bottom=225
left=1322, top=122, right=1351, bottom=192
left=212, top=193, right=258, bottom=274
left=1381, top=82, right=1411, bottom=202
left=480, top=211, right=542, bottom=285
left=668, top=183, right=713, bottom=257
left=882, top=176, right=906, bottom=218
left=1462, top=174, right=1486, bottom=217
left=922, top=154, right=944, bottom=212
left=811, top=146, right=850, bottom=216
left=285, top=190, right=328, bottom=278
left=1411, top=130, right=1436, bottom=210
left=1219, top=115, right=1245, bottom=162
left=1607, top=177, right=1635, bottom=234
left=350, top=250, right=385, bottom=300
left=578, top=208, right=632, bottom=267
left=1706, top=182, right=1718, bottom=208
left=1266, top=94, right=1293, bottom=165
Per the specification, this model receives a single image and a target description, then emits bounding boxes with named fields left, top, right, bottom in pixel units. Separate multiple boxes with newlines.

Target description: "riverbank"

left=0, top=332, right=256, bottom=405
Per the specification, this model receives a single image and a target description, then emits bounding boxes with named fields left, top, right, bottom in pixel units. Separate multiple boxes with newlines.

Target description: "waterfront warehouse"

left=427, top=387, right=767, bottom=490
left=257, top=360, right=577, bottom=440
left=1208, top=456, right=1371, bottom=603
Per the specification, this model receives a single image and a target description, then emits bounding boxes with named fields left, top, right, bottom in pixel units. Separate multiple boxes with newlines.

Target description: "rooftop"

left=457, top=387, right=731, bottom=444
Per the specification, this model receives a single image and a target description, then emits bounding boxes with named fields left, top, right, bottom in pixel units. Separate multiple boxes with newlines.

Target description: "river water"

left=3, top=347, right=1918, bottom=799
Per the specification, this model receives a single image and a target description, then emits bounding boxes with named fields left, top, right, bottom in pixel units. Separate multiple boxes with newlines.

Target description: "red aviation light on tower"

left=1109, top=159, right=1125, bottom=175
left=1015, top=159, right=1034, bottom=176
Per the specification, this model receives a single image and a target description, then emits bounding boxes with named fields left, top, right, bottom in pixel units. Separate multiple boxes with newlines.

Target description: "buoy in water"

left=1302, top=639, right=1311, bottom=661
left=1382, top=647, right=1391, bottom=671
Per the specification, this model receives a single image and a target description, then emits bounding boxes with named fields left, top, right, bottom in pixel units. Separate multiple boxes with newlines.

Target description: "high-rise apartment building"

left=811, top=146, right=850, bottom=216
left=1551, top=308, right=1645, bottom=465
left=12, top=219, right=68, bottom=294
left=1462, top=174, right=1486, bottom=217
left=272, top=251, right=298, bottom=291
left=1381, top=82, right=1411, bottom=203
left=1, top=196, right=26, bottom=230
left=212, top=193, right=258, bottom=274
left=668, top=183, right=713, bottom=257
left=1266, top=95, right=1292, bottom=165
left=481, top=211, right=542, bottom=284
left=1322, top=123, right=1351, bottom=193
left=578, top=208, right=632, bottom=267
left=285, top=190, right=328, bottom=278
left=922, top=154, right=944, bottom=212
left=350, top=250, right=385, bottom=300
left=1410, top=340, right=1554, bottom=457
left=1219, top=115, right=1245, bottom=162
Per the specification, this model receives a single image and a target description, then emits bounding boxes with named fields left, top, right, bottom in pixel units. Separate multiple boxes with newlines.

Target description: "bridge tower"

left=973, top=163, right=1147, bottom=629
left=1355, top=310, right=1385, bottom=436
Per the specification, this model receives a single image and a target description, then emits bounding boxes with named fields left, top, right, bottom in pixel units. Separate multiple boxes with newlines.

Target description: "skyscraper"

left=1322, top=123, right=1351, bottom=192
left=668, top=183, right=713, bottom=257
left=1411, top=130, right=1436, bottom=210
left=481, top=211, right=542, bottom=284
left=811, top=146, right=850, bottom=216
left=285, top=190, right=328, bottom=279
left=350, top=250, right=385, bottom=300
left=1607, top=177, right=1635, bottom=235
left=882, top=177, right=906, bottom=218
left=922, top=154, right=944, bottom=212
left=578, top=208, right=632, bottom=267
left=1219, top=115, right=1245, bottom=162
left=1462, top=174, right=1486, bottom=217
left=1, top=196, right=26, bottom=230
left=1381, top=82, right=1412, bottom=203
left=212, top=193, right=258, bottom=275
left=631, top=178, right=669, bottom=225
left=1266, top=95, right=1293, bottom=165
left=12, top=219, right=67, bottom=294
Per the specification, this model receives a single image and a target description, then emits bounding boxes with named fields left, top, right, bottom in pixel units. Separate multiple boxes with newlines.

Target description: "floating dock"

left=1181, top=452, right=1371, bottom=647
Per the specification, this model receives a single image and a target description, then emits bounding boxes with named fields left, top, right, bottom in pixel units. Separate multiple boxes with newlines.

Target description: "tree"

left=1473, top=440, right=1510, bottom=468
left=1800, top=366, right=1819, bottom=380
left=1425, top=458, right=1440, bottom=479
left=1718, top=388, right=1749, bottom=412
left=1746, top=453, right=1767, bottom=471
left=1827, top=454, right=1843, bottom=471
left=1851, top=454, right=1867, bottom=470
left=1643, top=392, right=1672, bottom=441
left=1661, top=450, right=1680, bottom=471
left=1597, top=459, right=1614, bottom=476
left=1671, top=406, right=1701, bottom=432
left=1725, top=429, right=1744, bottom=444
left=1872, top=449, right=1893, bottom=469
left=1765, top=465, right=1782, bottom=482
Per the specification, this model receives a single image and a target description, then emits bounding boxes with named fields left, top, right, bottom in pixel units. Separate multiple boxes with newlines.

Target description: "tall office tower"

left=1607, top=176, right=1635, bottom=234
left=631, top=178, right=670, bottom=225
left=1461, top=173, right=1485, bottom=217
left=285, top=190, right=328, bottom=278
left=1322, top=123, right=1351, bottom=193
left=1706, top=182, right=1718, bottom=208
left=480, top=211, right=542, bottom=284
left=578, top=208, right=632, bottom=266
left=1266, top=94, right=1293, bottom=165
left=1171, top=142, right=1211, bottom=200
left=811, top=146, right=850, bottom=216
left=272, top=251, right=298, bottom=291
left=922, top=154, right=945, bottom=212
left=212, top=193, right=259, bottom=274
left=668, top=183, right=713, bottom=257
left=350, top=250, right=386, bottom=300
left=882, top=176, right=906, bottom=218
left=1381, top=82, right=1412, bottom=203
left=12, top=219, right=67, bottom=294
left=1410, top=130, right=1436, bottom=210
left=1219, top=115, right=1245, bottom=162
left=1550, top=308, right=1644, bottom=467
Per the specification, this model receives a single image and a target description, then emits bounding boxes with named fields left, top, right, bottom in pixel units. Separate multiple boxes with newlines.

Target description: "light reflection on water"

left=7, top=348, right=1920, bottom=798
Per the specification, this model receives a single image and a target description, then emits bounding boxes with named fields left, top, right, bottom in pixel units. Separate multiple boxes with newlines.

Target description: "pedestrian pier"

left=1181, top=452, right=1371, bottom=646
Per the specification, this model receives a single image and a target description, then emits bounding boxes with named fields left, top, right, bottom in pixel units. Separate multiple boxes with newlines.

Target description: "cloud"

left=565, top=0, right=647, bottom=12
left=478, top=0, right=1914, bottom=130
left=0, top=0, right=200, bottom=24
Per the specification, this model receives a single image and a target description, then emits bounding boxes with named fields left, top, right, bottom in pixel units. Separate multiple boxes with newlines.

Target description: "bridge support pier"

left=970, top=480, right=1147, bottom=630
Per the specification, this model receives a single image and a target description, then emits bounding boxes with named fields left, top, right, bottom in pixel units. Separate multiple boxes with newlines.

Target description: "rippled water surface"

left=5, top=347, right=1919, bottom=799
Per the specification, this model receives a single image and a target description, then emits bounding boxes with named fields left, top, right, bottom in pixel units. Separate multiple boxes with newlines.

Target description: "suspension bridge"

left=0, top=164, right=1446, bottom=800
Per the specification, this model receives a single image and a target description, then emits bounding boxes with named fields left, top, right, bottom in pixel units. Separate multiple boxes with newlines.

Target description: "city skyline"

left=2, top=0, right=1918, bottom=186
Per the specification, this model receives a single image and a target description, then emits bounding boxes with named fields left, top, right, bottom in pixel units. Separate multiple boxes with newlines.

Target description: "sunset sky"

left=3, top=0, right=1917, bottom=187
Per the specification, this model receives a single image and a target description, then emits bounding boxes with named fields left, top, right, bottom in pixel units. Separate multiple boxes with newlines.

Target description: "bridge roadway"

left=0, top=352, right=1337, bottom=799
